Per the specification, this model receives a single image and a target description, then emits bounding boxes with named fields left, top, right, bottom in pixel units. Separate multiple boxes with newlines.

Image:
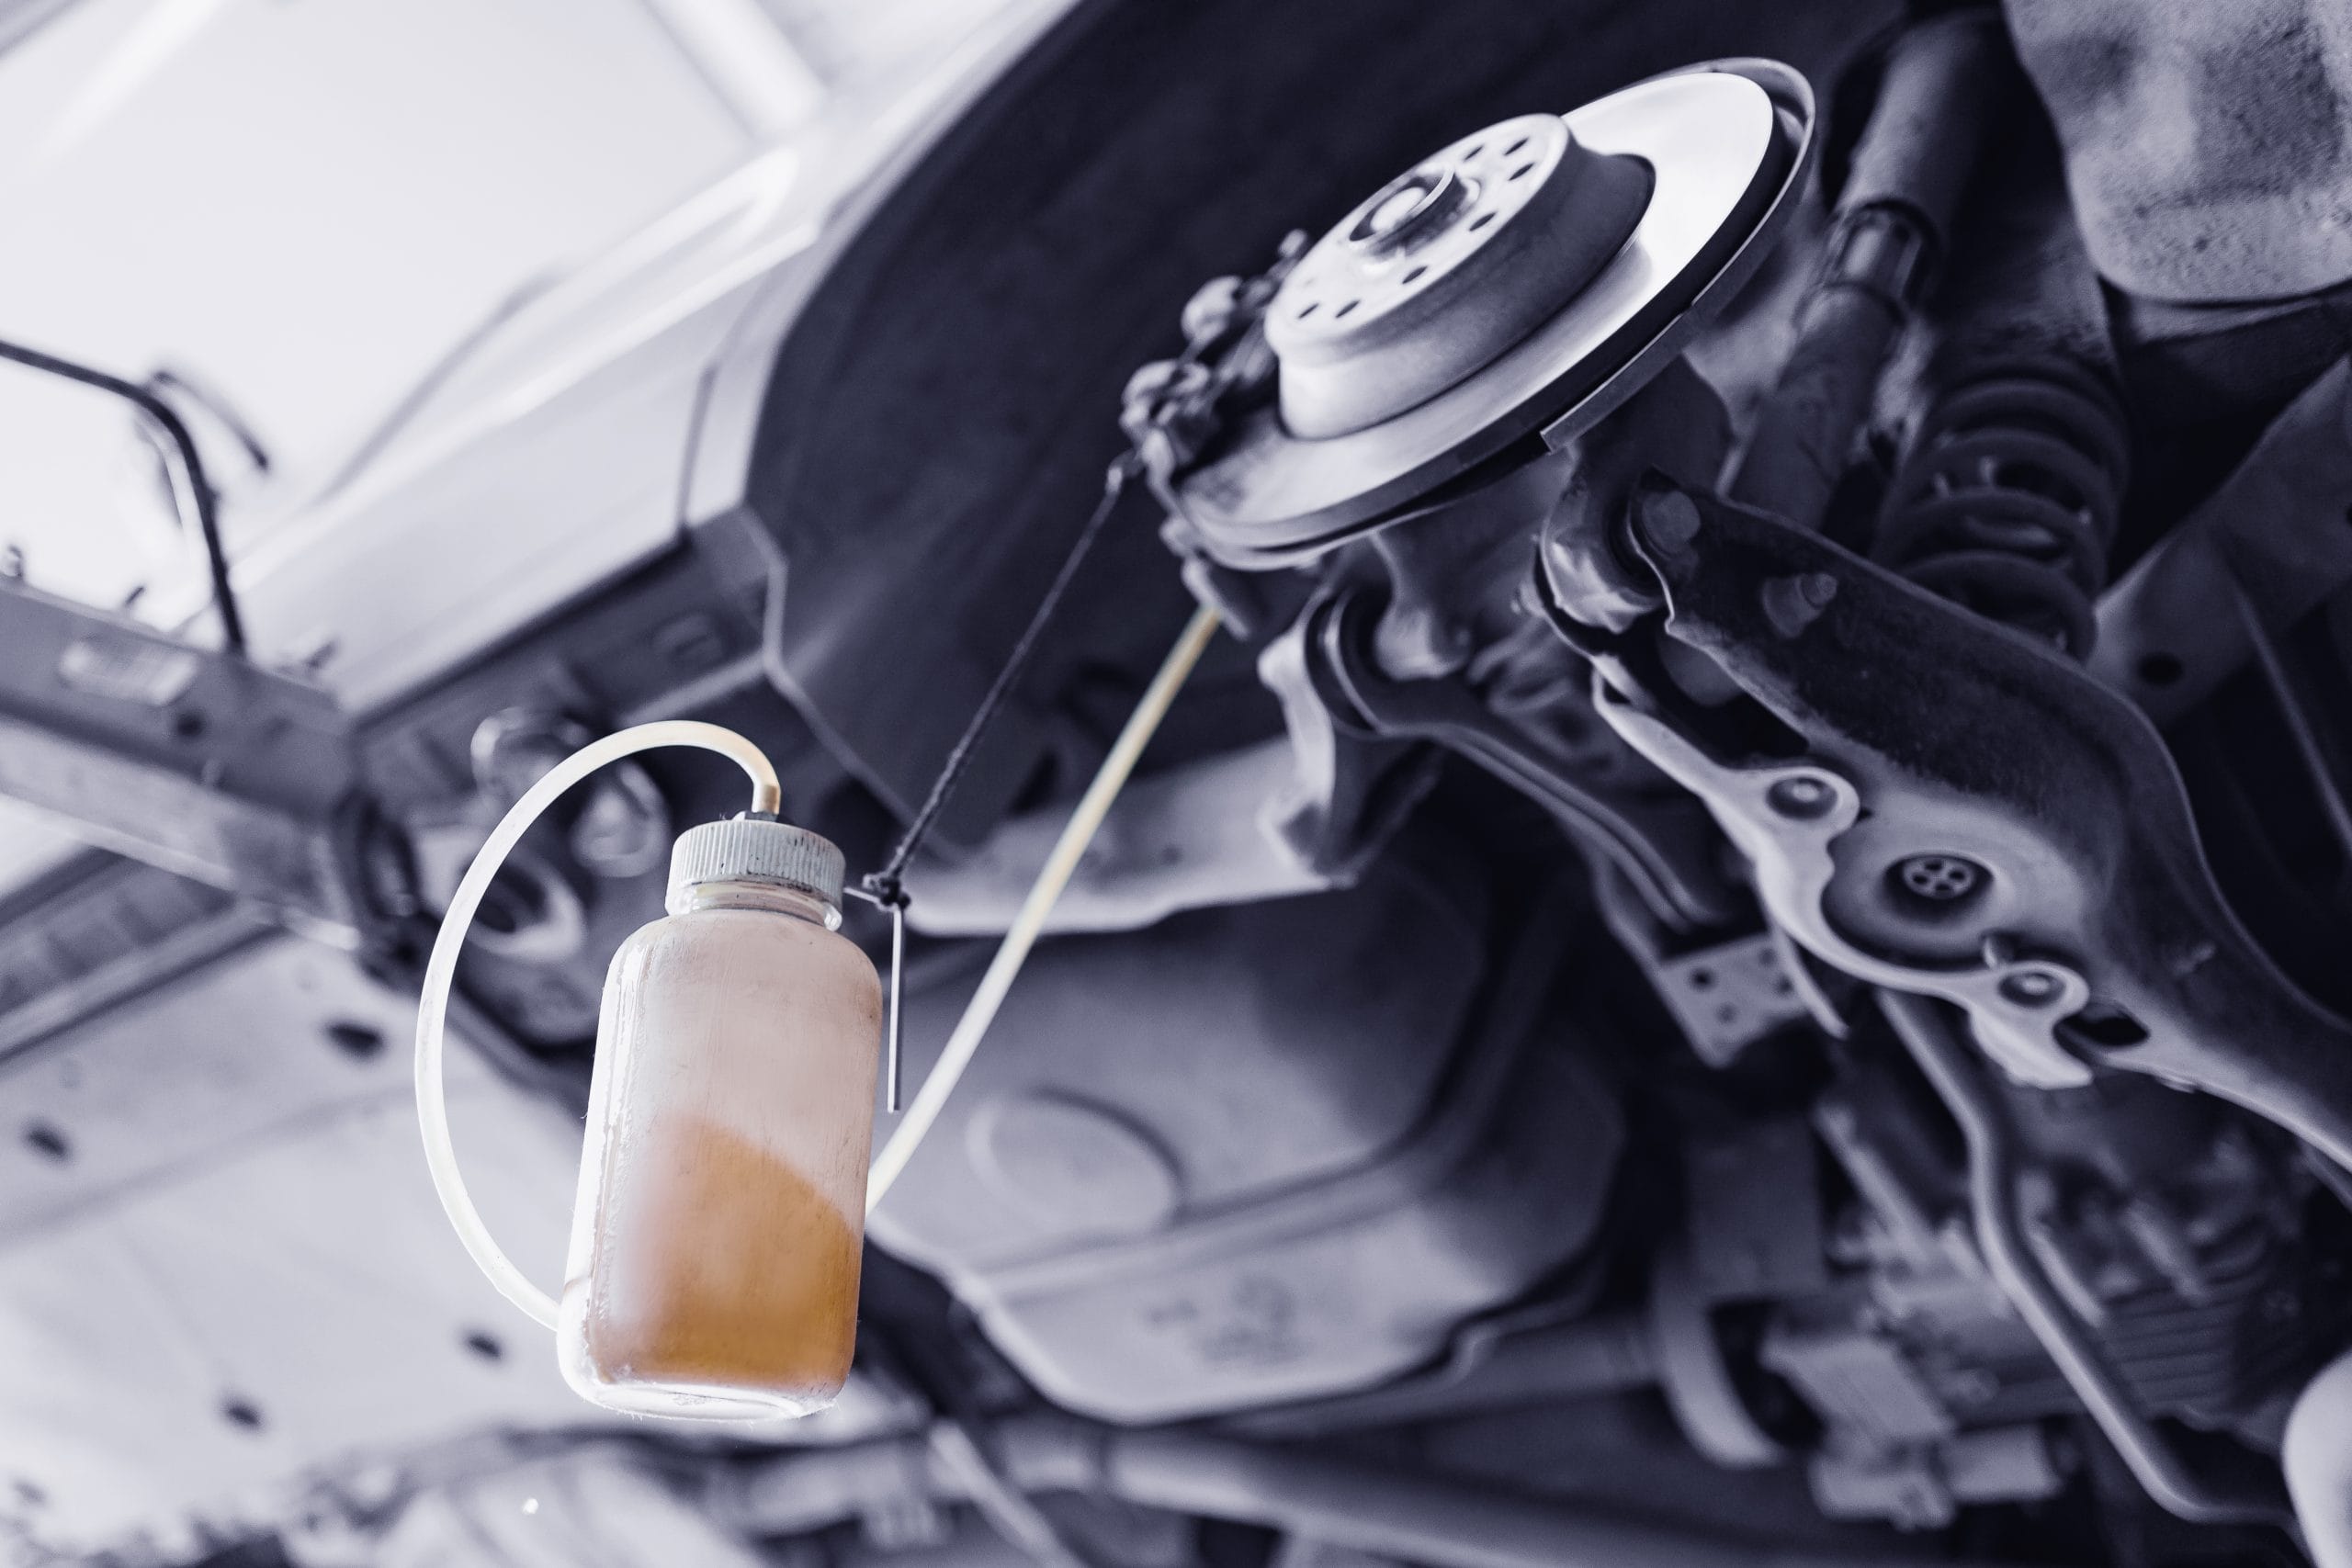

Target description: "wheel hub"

left=1266, top=112, right=1652, bottom=438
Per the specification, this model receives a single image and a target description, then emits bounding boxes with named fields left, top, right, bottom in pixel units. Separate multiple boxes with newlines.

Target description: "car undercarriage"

left=6, top=1, right=2352, bottom=1564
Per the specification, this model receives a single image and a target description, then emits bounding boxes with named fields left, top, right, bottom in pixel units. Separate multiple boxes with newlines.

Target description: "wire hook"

left=846, top=879, right=909, bottom=1111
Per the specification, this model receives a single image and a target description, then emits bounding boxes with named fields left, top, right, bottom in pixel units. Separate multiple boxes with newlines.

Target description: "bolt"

left=1347, top=166, right=1468, bottom=254
left=1180, top=275, right=1246, bottom=345
left=1367, top=184, right=1432, bottom=236
left=1631, top=486, right=1703, bottom=555
left=1999, top=968, right=2064, bottom=1007
left=1766, top=774, right=1838, bottom=820
left=1894, top=852, right=1986, bottom=905
left=1761, top=571, right=1839, bottom=637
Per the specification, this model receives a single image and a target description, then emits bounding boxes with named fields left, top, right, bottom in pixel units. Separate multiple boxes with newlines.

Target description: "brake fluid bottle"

left=559, top=818, right=882, bottom=1418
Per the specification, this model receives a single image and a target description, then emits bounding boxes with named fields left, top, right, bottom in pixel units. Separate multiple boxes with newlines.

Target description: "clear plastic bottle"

left=558, top=818, right=881, bottom=1419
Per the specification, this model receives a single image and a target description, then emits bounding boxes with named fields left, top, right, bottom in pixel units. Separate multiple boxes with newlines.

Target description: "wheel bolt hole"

left=324, top=1021, right=385, bottom=1061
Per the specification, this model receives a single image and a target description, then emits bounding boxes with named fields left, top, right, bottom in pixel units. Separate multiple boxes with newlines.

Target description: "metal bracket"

left=1555, top=478, right=2352, bottom=1167
left=1311, top=588, right=1738, bottom=930
left=1650, top=931, right=1813, bottom=1066
left=1589, top=714, right=2094, bottom=1087
left=0, top=576, right=376, bottom=942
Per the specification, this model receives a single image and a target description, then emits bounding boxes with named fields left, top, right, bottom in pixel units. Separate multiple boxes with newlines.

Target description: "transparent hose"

left=413, top=721, right=781, bottom=1330
left=866, top=604, right=1221, bottom=1213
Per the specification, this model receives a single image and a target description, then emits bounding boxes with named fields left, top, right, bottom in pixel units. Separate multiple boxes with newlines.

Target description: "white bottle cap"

left=668, top=817, right=846, bottom=912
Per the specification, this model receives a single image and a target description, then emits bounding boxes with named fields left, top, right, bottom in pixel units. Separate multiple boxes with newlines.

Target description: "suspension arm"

left=1546, top=477, right=2352, bottom=1168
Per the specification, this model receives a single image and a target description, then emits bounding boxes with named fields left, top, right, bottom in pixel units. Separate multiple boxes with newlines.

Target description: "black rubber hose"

left=0, top=336, right=246, bottom=655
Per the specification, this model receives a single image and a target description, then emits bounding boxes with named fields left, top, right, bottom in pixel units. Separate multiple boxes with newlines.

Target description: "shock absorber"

left=1871, top=355, right=2129, bottom=660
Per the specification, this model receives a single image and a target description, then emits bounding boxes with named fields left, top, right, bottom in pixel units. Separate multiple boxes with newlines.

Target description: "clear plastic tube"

left=865, top=604, right=1220, bottom=1213
left=413, top=721, right=781, bottom=1330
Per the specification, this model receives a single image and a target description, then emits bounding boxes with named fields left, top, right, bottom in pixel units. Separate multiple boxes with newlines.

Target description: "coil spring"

left=1873, top=360, right=2129, bottom=660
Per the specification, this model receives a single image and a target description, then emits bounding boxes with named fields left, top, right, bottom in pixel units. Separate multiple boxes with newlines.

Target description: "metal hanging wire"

left=830, top=233, right=1293, bottom=1149
left=843, top=454, right=1147, bottom=1111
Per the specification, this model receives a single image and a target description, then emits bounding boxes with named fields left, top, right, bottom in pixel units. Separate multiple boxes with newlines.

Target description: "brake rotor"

left=1177, top=60, right=1816, bottom=568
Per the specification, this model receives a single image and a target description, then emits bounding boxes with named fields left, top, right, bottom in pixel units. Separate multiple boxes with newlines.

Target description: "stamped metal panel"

left=0, top=935, right=585, bottom=1556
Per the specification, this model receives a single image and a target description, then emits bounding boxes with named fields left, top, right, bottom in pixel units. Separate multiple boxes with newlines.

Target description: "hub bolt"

left=1894, top=852, right=1986, bottom=905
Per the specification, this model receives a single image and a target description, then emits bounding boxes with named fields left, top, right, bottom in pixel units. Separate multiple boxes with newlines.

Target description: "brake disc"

left=1177, top=60, right=1816, bottom=568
